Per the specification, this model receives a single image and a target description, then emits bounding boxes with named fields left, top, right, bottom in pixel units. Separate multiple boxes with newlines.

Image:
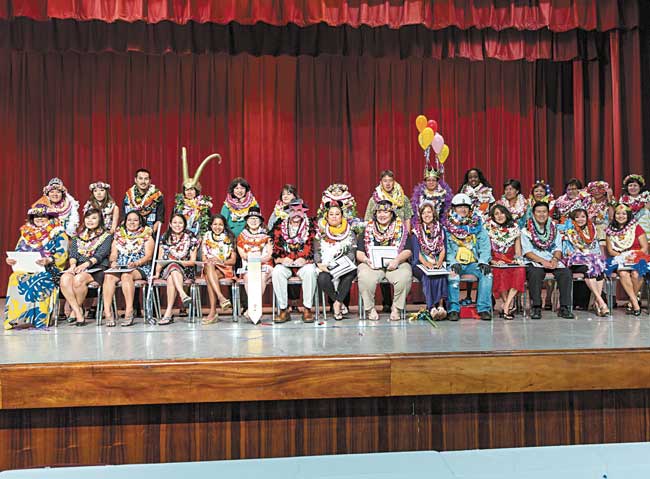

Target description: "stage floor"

left=1, top=304, right=650, bottom=365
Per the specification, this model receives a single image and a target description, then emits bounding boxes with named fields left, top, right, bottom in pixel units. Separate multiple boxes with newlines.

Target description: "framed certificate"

left=369, top=246, right=398, bottom=269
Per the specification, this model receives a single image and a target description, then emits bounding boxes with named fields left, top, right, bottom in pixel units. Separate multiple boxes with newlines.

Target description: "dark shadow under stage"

left=2, top=307, right=650, bottom=470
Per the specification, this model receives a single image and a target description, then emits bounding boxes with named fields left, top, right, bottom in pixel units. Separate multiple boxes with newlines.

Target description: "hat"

left=586, top=181, right=609, bottom=195
left=323, top=199, right=344, bottom=211
left=423, top=166, right=442, bottom=180
left=43, top=177, right=67, bottom=195
left=286, top=199, right=309, bottom=217
left=89, top=181, right=111, bottom=191
left=244, top=206, right=264, bottom=222
left=28, top=203, right=57, bottom=218
left=374, top=199, right=395, bottom=212
left=451, top=193, right=472, bottom=207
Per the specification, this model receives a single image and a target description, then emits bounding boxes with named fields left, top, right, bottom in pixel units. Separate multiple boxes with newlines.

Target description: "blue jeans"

left=447, top=262, right=493, bottom=313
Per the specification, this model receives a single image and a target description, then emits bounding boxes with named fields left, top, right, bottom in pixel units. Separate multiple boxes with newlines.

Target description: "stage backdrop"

left=0, top=1, right=645, bottom=294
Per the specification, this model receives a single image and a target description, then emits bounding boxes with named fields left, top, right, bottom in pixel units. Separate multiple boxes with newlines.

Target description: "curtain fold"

left=0, top=0, right=638, bottom=31
left=0, top=18, right=622, bottom=61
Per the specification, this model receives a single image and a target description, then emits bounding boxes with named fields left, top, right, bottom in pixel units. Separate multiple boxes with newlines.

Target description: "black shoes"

left=557, top=307, right=576, bottom=319
left=531, top=307, right=542, bottom=320
left=447, top=311, right=460, bottom=321
left=479, top=311, right=492, bottom=321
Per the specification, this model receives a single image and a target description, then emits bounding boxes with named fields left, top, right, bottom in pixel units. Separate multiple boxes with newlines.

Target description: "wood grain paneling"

left=5, top=349, right=650, bottom=409
left=1, top=390, right=650, bottom=470
left=0, top=356, right=390, bottom=409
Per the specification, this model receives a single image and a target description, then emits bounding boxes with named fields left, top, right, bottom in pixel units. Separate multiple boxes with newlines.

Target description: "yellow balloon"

left=417, top=132, right=428, bottom=150
left=421, top=127, right=434, bottom=149
left=438, top=144, right=450, bottom=163
left=415, top=115, right=428, bottom=133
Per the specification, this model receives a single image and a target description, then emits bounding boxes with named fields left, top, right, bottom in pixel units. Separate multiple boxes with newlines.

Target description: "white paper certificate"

left=369, top=246, right=398, bottom=269
left=6, top=251, right=45, bottom=273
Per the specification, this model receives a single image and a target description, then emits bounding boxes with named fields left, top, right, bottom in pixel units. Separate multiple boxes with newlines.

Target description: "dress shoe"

left=302, top=308, right=314, bottom=323
left=274, top=308, right=291, bottom=323
left=557, top=307, right=575, bottom=319
left=531, top=307, right=542, bottom=320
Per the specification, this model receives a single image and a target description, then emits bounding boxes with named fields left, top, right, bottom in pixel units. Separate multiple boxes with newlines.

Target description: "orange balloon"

left=415, top=115, right=428, bottom=132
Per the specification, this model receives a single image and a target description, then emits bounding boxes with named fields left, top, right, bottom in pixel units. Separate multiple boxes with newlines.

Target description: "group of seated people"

left=4, top=166, right=650, bottom=329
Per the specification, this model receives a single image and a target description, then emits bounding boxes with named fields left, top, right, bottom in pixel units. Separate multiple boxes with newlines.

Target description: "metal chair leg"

left=96, top=286, right=103, bottom=326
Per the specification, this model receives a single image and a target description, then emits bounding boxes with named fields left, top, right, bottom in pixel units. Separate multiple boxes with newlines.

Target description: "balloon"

left=427, top=120, right=438, bottom=133
left=418, top=132, right=429, bottom=150
left=432, top=133, right=445, bottom=154
left=420, top=127, right=434, bottom=149
left=438, top=144, right=450, bottom=163
left=415, top=115, right=428, bottom=132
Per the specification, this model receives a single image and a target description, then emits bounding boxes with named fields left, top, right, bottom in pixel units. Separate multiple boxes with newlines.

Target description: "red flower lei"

left=413, top=221, right=444, bottom=257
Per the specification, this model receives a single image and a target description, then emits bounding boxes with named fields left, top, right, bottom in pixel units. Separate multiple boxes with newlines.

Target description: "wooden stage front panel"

left=2, top=349, right=650, bottom=470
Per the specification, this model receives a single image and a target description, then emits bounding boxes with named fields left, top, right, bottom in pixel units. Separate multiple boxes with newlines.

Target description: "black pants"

left=318, top=271, right=356, bottom=304
left=526, top=265, right=572, bottom=308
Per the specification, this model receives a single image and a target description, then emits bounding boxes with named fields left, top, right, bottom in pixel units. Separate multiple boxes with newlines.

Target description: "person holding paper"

left=486, top=205, right=525, bottom=320
left=237, top=207, right=274, bottom=320
left=521, top=202, right=574, bottom=320
left=443, top=193, right=493, bottom=321
left=357, top=200, right=412, bottom=321
left=605, top=204, right=649, bottom=316
left=59, top=208, right=113, bottom=326
left=271, top=199, right=318, bottom=323
left=4, top=204, right=69, bottom=330
left=153, top=214, right=199, bottom=325
left=315, top=200, right=357, bottom=321
left=201, top=214, right=237, bottom=323
left=102, top=212, right=155, bottom=327
left=410, top=202, right=447, bottom=320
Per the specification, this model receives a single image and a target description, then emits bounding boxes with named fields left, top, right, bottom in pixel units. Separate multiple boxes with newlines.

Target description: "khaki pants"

left=357, top=262, right=412, bottom=311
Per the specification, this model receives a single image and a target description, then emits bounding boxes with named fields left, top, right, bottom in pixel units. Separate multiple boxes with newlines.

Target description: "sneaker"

left=447, top=311, right=460, bottom=322
left=531, top=307, right=542, bottom=320
left=557, top=307, right=576, bottom=319
left=479, top=311, right=492, bottom=321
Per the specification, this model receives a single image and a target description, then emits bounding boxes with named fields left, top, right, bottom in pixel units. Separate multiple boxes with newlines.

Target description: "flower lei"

left=554, top=191, right=589, bottom=216
left=318, top=218, right=352, bottom=243
left=498, top=194, right=527, bottom=220
left=587, top=197, right=609, bottom=226
left=411, top=180, right=452, bottom=223
left=76, top=228, right=111, bottom=257
left=162, top=231, right=196, bottom=260
left=317, top=190, right=358, bottom=221
left=605, top=219, right=639, bottom=253
left=39, top=194, right=75, bottom=219
left=564, top=221, right=598, bottom=253
left=372, top=182, right=406, bottom=209
left=18, top=221, right=64, bottom=252
left=125, top=185, right=163, bottom=215
left=239, top=227, right=270, bottom=253
left=202, top=231, right=233, bottom=261
left=486, top=220, right=520, bottom=254
left=271, top=201, right=290, bottom=225
left=174, top=193, right=213, bottom=233
left=524, top=218, right=557, bottom=251
left=619, top=192, right=650, bottom=214
left=280, top=216, right=311, bottom=245
left=114, top=226, right=152, bottom=255
left=461, top=183, right=493, bottom=207
left=83, top=200, right=116, bottom=228
left=413, top=221, right=444, bottom=258
left=224, top=191, right=258, bottom=222
left=443, top=211, right=482, bottom=240
left=364, top=218, right=406, bottom=253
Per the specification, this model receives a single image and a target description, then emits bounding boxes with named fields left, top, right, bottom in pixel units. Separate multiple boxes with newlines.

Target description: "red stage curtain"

left=0, top=18, right=618, bottom=61
left=0, top=0, right=638, bottom=31
left=0, top=44, right=643, bottom=292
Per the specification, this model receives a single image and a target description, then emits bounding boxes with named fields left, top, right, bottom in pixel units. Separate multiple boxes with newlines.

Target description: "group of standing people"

left=4, top=165, right=650, bottom=330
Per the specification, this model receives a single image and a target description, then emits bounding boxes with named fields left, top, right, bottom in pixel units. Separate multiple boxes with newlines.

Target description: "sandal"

left=105, top=317, right=116, bottom=327
left=202, top=313, right=218, bottom=325
left=158, top=316, right=174, bottom=326
left=120, top=314, right=135, bottom=327
left=181, top=295, right=192, bottom=309
left=367, top=309, right=379, bottom=321
left=389, top=308, right=401, bottom=321
left=503, top=311, right=515, bottom=320
left=219, top=299, right=232, bottom=311
left=334, top=312, right=344, bottom=321
left=66, top=314, right=77, bottom=324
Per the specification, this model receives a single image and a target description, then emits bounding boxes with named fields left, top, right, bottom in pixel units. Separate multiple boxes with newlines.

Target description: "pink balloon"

left=432, top=133, right=445, bottom=154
